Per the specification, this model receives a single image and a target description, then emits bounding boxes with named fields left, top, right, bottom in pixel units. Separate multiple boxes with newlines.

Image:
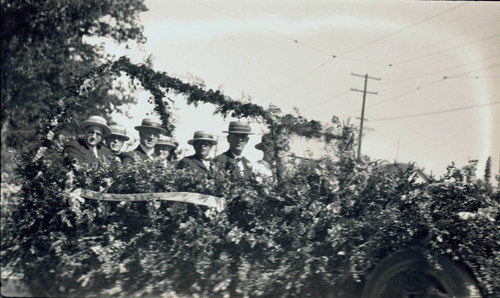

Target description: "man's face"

left=139, top=129, right=160, bottom=149
left=193, top=140, right=213, bottom=159
left=154, top=145, right=171, bottom=160
left=227, top=133, right=249, bottom=155
left=107, top=136, right=125, bottom=153
left=84, top=125, right=104, bottom=148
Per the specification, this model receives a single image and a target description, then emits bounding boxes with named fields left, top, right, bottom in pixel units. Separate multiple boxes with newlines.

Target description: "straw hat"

left=134, top=117, right=168, bottom=134
left=156, top=135, right=177, bottom=148
left=78, top=116, right=111, bottom=137
left=222, top=121, right=254, bottom=134
left=187, top=131, right=217, bottom=145
left=108, top=125, right=130, bottom=141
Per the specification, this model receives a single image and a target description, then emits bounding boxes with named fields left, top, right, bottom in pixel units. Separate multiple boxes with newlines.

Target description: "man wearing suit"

left=106, top=124, right=133, bottom=163
left=124, top=117, right=168, bottom=164
left=177, top=131, right=217, bottom=175
left=214, top=122, right=254, bottom=180
left=64, top=115, right=113, bottom=165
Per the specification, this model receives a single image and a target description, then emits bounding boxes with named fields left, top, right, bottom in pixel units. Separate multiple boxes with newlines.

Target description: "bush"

left=2, top=140, right=499, bottom=297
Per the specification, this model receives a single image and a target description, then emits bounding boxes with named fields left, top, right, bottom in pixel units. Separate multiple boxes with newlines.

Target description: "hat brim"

left=188, top=138, right=217, bottom=145
left=79, top=121, right=111, bottom=137
left=108, top=134, right=130, bottom=141
left=223, top=131, right=254, bottom=135
left=135, top=125, right=168, bottom=135
left=156, top=143, right=177, bottom=148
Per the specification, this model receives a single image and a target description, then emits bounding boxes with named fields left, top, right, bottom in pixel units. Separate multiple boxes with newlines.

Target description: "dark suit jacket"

left=110, top=151, right=135, bottom=164
left=177, top=155, right=212, bottom=175
left=214, top=150, right=254, bottom=179
left=64, top=139, right=112, bottom=165
left=123, top=145, right=153, bottom=164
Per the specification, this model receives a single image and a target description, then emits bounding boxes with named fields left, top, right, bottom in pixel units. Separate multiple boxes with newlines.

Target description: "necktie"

left=202, top=159, right=210, bottom=169
left=235, top=157, right=245, bottom=175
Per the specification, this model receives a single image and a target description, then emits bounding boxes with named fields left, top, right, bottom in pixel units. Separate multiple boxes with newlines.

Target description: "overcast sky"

left=108, top=0, right=500, bottom=179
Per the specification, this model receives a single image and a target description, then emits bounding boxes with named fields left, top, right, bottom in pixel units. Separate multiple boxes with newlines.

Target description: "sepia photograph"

left=2, top=0, right=499, bottom=297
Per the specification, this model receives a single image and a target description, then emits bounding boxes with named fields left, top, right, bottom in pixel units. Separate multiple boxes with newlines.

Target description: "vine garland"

left=39, top=56, right=353, bottom=156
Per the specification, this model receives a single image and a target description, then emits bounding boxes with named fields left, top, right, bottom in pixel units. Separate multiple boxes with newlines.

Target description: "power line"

left=266, top=57, right=335, bottom=100
left=339, top=56, right=442, bottom=77
left=192, top=0, right=334, bottom=58
left=378, top=16, right=500, bottom=64
left=371, top=56, right=500, bottom=95
left=305, top=90, right=351, bottom=110
left=379, top=74, right=428, bottom=89
left=365, top=63, right=500, bottom=111
left=464, top=76, right=500, bottom=79
left=191, top=0, right=343, bottom=101
left=447, top=63, right=500, bottom=78
left=289, top=73, right=351, bottom=111
left=338, top=2, right=467, bottom=56
left=421, top=120, right=481, bottom=158
left=192, top=0, right=470, bottom=91
left=392, top=33, right=500, bottom=65
left=369, top=101, right=500, bottom=122
left=380, top=54, right=500, bottom=87
left=269, top=20, right=490, bottom=102
left=339, top=61, right=498, bottom=119
left=192, top=0, right=495, bottom=116
left=366, top=78, right=444, bottom=110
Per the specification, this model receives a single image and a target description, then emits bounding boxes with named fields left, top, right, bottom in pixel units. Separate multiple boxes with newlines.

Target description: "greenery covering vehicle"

left=3, top=1, right=497, bottom=296
left=2, top=138, right=499, bottom=297
left=2, top=58, right=499, bottom=297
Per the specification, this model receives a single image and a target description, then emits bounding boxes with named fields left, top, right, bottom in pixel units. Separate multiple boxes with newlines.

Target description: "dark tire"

left=362, top=249, right=481, bottom=298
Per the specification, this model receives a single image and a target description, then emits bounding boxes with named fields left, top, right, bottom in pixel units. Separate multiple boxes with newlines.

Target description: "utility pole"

left=351, top=73, right=381, bottom=159
left=213, top=135, right=222, bottom=157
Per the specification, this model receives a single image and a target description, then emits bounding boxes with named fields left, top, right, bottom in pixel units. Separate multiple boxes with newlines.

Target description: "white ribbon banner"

left=70, top=189, right=226, bottom=211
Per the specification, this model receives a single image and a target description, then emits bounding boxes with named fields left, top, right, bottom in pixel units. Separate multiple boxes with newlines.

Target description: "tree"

left=1, top=0, right=148, bottom=153
left=484, top=156, right=492, bottom=182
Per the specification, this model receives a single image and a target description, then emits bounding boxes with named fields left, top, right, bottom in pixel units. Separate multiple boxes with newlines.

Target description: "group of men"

left=63, top=115, right=275, bottom=180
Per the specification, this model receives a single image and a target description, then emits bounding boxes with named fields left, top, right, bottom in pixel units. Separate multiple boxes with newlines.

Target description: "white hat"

left=78, top=116, right=111, bottom=137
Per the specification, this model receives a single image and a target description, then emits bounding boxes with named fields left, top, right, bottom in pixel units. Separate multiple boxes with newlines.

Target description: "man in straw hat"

left=125, top=117, right=168, bottom=163
left=177, top=131, right=217, bottom=175
left=214, top=121, right=254, bottom=179
left=105, top=124, right=133, bottom=163
left=154, top=135, right=178, bottom=167
left=64, top=115, right=113, bottom=165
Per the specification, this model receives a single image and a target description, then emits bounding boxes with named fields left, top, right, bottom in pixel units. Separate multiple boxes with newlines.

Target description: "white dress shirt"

left=139, top=144, right=155, bottom=160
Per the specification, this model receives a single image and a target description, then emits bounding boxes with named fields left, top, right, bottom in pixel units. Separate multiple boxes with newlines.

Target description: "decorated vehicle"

left=2, top=58, right=499, bottom=297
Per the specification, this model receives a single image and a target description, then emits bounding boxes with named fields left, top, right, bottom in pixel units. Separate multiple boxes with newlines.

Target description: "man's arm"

left=121, top=151, right=136, bottom=165
left=177, top=157, right=189, bottom=169
left=64, top=142, right=82, bottom=164
left=213, top=153, right=227, bottom=164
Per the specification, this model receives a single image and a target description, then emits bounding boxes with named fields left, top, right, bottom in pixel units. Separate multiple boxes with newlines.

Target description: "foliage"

left=1, top=0, right=147, bottom=151
left=2, top=133, right=499, bottom=297
left=3, top=2, right=499, bottom=295
left=0, top=53, right=498, bottom=296
left=38, top=56, right=343, bottom=143
left=484, top=156, right=492, bottom=184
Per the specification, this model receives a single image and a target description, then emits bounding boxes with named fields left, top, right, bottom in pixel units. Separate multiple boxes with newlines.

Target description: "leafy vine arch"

left=38, top=56, right=356, bottom=166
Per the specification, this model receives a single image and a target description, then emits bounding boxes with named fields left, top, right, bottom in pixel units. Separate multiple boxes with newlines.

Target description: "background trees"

left=1, top=0, right=147, bottom=156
